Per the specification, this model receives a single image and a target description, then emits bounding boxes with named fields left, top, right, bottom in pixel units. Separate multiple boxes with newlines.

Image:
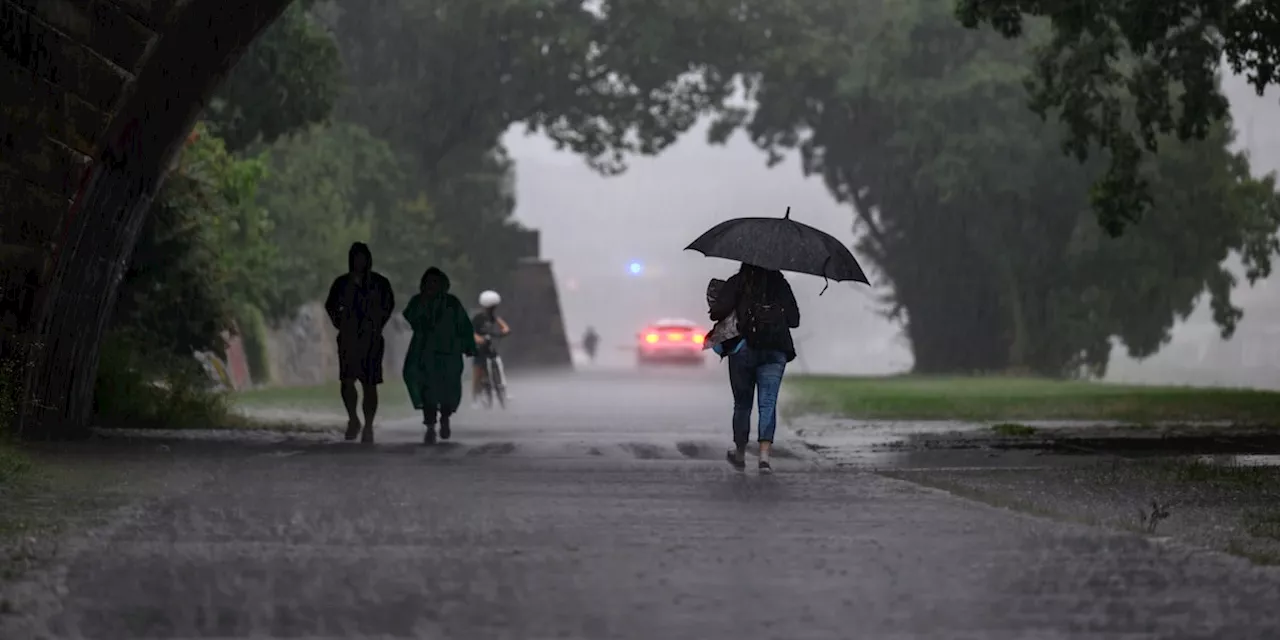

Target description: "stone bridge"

left=1, top=0, right=294, bottom=437
left=2, top=1, right=574, bottom=438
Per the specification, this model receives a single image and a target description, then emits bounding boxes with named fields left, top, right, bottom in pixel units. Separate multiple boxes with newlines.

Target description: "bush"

left=236, top=304, right=273, bottom=385
left=93, top=332, right=232, bottom=429
left=0, top=437, right=31, bottom=488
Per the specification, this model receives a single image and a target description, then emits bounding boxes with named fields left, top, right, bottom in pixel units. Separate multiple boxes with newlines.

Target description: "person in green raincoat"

left=402, top=267, right=477, bottom=444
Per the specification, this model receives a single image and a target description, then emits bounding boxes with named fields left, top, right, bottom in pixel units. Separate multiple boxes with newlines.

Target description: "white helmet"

left=479, top=290, right=501, bottom=308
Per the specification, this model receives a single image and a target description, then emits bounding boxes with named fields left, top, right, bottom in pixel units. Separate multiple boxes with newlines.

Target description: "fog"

left=506, top=73, right=1280, bottom=387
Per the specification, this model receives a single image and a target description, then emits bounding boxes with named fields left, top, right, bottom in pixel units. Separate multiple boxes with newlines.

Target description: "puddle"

left=789, top=415, right=1280, bottom=469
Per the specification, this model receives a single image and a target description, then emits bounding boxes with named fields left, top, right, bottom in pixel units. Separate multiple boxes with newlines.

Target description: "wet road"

left=7, top=368, right=1280, bottom=639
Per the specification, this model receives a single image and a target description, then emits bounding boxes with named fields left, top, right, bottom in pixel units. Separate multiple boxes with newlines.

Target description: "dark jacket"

left=709, top=268, right=801, bottom=361
left=324, top=242, right=395, bottom=338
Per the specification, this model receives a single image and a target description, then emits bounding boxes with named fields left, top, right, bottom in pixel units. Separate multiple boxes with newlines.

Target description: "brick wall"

left=0, top=0, right=179, bottom=330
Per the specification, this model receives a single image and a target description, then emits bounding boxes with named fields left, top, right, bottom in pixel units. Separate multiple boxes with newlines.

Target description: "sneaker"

left=345, top=419, right=361, bottom=441
left=726, top=449, right=746, bottom=471
left=758, top=460, right=773, bottom=475
left=360, top=424, right=374, bottom=444
left=423, top=425, right=437, bottom=445
left=440, top=415, right=452, bottom=441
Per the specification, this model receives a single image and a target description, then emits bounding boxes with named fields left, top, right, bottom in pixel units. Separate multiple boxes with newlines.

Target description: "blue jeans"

left=728, top=346, right=787, bottom=445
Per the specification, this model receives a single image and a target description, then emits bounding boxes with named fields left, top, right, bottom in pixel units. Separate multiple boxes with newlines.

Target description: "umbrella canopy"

left=685, top=207, right=870, bottom=286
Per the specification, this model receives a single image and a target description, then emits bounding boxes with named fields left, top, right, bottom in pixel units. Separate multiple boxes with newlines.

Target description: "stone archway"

left=2, top=0, right=293, bottom=438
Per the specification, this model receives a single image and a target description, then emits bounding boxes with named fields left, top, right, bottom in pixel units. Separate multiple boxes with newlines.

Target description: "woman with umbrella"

left=708, top=264, right=801, bottom=474
left=689, top=207, right=869, bottom=474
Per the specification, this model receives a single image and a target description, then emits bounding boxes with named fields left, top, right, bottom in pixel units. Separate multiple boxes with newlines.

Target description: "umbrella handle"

left=819, top=255, right=831, bottom=295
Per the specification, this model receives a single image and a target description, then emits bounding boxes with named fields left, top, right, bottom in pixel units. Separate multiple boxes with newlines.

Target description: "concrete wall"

left=497, top=259, right=573, bottom=370
left=258, top=302, right=411, bottom=388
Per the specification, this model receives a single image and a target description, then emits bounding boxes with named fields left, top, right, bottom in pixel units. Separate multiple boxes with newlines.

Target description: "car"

left=637, top=318, right=707, bottom=366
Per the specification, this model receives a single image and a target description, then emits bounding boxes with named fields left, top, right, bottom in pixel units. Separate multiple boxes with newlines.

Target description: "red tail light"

left=644, top=333, right=659, bottom=343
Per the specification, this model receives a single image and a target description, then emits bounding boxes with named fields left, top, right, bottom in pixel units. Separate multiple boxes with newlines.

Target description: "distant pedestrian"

left=583, top=326, right=600, bottom=362
left=708, top=263, right=800, bottom=474
left=402, top=267, right=476, bottom=445
left=324, top=242, right=395, bottom=443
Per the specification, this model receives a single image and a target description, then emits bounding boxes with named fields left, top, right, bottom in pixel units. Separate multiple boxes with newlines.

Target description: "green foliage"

left=375, top=193, right=475, bottom=301
left=236, top=304, right=273, bottom=385
left=113, top=124, right=276, bottom=358
left=254, top=123, right=389, bottom=317
left=420, top=145, right=529, bottom=301
left=709, top=0, right=1280, bottom=376
left=326, top=0, right=779, bottom=176
left=955, top=0, right=1280, bottom=234
left=254, top=120, right=519, bottom=313
left=0, top=436, right=31, bottom=488
left=102, top=125, right=271, bottom=427
left=93, top=332, right=231, bottom=429
left=207, top=2, right=344, bottom=152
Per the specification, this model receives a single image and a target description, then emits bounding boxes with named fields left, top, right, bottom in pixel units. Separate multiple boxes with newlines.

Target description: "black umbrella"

left=685, top=207, right=870, bottom=292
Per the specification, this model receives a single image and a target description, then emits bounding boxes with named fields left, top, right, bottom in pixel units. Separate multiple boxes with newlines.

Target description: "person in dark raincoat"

left=324, top=242, right=395, bottom=443
left=402, top=267, right=476, bottom=445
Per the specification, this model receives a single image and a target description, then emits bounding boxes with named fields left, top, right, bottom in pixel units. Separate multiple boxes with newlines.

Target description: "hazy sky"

left=503, top=74, right=1280, bottom=386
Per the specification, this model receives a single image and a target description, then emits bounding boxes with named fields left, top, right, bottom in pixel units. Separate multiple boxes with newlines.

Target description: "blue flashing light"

left=628, top=261, right=644, bottom=275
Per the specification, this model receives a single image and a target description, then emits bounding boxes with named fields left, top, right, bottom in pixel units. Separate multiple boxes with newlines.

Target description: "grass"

left=232, top=382, right=415, bottom=417
left=788, top=374, right=1280, bottom=423
left=1161, top=458, right=1275, bottom=490
left=1245, top=510, right=1280, bottom=541
left=0, top=440, right=32, bottom=489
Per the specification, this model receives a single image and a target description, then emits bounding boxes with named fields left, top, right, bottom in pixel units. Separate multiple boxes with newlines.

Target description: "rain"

left=4, top=0, right=1280, bottom=637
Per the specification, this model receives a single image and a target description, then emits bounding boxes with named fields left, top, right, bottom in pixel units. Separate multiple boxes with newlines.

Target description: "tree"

left=415, top=144, right=532, bottom=303
left=954, top=0, right=1280, bottom=235
left=112, top=124, right=274, bottom=360
left=253, top=123, right=391, bottom=318
left=322, top=0, right=782, bottom=177
left=316, top=0, right=788, bottom=303
left=375, top=194, right=476, bottom=301
left=255, top=122, right=488, bottom=315
left=207, top=1, right=344, bottom=153
left=709, top=0, right=1280, bottom=376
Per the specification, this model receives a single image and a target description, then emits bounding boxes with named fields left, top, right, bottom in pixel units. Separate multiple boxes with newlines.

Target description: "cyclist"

left=472, top=290, right=511, bottom=406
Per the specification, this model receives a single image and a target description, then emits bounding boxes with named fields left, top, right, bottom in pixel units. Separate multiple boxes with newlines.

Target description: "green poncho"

left=401, top=270, right=476, bottom=412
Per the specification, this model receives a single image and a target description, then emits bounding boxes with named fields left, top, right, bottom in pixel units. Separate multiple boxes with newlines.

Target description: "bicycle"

left=476, top=331, right=507, bottom=409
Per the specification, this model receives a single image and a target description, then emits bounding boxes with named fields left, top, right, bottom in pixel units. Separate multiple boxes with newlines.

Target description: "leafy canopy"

left=955, top=0, right=1280, bottom=234
left=113, top=124, right=275, bottom=360
left=208, top=1, right=344, bottom=152
left=709, top=0, right=1280, bottom=376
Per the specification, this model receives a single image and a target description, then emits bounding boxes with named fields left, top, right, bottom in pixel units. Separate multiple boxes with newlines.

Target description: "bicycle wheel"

left=481, top=359, right=495, bottom=408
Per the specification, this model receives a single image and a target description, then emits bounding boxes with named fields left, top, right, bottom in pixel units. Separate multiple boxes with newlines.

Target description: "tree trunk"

left=17, top=0, right=293, bottom=440
left=1001, top=256, right=1031, bottom=374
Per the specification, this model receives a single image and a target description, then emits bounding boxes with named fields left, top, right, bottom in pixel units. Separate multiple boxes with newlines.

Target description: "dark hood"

left=421, top=266, right=451, bottom=293
left=348, top=242, right=373, bottom=272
